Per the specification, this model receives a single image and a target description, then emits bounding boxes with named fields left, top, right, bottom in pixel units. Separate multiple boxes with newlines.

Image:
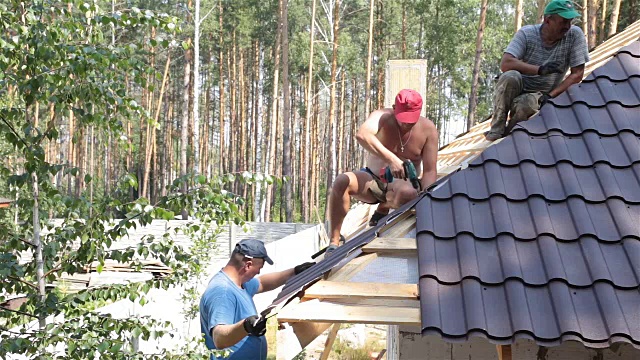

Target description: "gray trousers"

left=488, top=70, right=544, bottom=137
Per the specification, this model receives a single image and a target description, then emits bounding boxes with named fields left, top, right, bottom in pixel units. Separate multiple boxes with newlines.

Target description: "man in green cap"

left=484, top=0, right=589, bottom=141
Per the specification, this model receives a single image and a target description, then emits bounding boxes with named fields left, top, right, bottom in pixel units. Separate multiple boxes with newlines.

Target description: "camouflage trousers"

left=487, top=70, right=544, bottom=137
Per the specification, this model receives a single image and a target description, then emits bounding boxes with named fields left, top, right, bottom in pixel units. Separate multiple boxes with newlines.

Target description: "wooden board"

left=278, top=299, right=420, bottom=326
left=327, top=252, right=378, bottom=281
left=304, top=281, right=418, bottom=300
left=362, top=237, right=417, bottom=254
left=319, top=324, right=341, bottom=360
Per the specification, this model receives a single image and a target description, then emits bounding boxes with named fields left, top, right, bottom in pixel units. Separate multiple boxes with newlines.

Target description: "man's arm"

left=420, top=120, right=438, bottom=190
left=257, top=268, right=295, bottom=293
left=356, top=109, right=404, bottom=177
left=549, top=64, right=584, bottom=97
left=500, top=53, right=539, bottom=75
left=212, top=320, right=247, bottom=350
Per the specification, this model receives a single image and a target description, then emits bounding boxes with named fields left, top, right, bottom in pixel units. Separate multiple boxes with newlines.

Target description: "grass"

left=330, top=336, right=386, bottom=360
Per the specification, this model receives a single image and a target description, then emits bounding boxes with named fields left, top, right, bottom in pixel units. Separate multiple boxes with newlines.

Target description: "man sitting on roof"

left=325, top=89, right=438, bottom=256
left=484, top=0, right=589, bottom=142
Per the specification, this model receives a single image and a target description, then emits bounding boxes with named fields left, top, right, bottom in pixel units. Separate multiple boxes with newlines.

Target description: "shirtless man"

left=326, top=89, right=438, bottom=255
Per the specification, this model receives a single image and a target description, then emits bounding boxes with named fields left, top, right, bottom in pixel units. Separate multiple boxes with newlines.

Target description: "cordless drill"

left=379, top=160, right=421, bottom=190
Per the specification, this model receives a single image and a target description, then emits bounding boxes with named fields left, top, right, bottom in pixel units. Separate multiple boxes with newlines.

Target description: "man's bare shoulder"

left=418, top=116, right=437, bottom=132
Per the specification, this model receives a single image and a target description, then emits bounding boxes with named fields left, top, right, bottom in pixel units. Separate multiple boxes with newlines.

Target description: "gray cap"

left=234, top=239, right=273, bottom=265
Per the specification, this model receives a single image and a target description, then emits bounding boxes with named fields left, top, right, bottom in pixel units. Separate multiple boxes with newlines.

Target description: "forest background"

left=0, top=0, right=637, bottom=358
left=1, top=0, right=637, bottom=224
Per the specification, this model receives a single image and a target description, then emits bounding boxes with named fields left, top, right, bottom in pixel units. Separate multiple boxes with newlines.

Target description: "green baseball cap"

left=544, top=0, right=580, bottom=19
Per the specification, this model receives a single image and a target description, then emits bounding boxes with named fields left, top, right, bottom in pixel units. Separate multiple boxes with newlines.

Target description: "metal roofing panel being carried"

left=416, top=40, right=640, bottom=349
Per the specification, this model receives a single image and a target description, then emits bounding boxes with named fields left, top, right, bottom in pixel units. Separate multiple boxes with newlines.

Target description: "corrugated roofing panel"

left=434, top=162, right=640, bottom=202
left=417, top=40, right=640, bottom=349
left=475, top=131, right=640, bottom=167
left=524, top=103, right=640, bottom=135
left=420, top=279, right=640, bottom=348
left=418, top=196, right=639, bottom=241
left=418, top=233, right=640, bottom=288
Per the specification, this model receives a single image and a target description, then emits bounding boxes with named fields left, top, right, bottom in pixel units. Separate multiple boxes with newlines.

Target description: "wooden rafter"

left=362, top=237, right=416, bottom=254
left=304, top=281, right=418, bottom=300
left=496, top=345, right=512, bottom=360
left=278, top=299, right=420, bottom=326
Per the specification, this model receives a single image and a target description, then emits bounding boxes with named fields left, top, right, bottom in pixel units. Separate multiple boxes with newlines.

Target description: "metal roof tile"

left=420, top=279, right=640, bottom=348
left=476, top=130, right=640, bottom=167
left=417, top=234, right=640, bottom=288
left=434, top=162, right=640, bottom=202
left=551, top=76, right=640, bottom=107
left=585, top=51, right=640, bottom=81
left=523, top=103, right=640, bottom=135
left=418, top=195, right=640, bottom=241
left=417, top=40, right=640, bottom=349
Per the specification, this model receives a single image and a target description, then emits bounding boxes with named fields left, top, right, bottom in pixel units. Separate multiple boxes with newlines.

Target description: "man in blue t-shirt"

left=484, top=0, right=589, bottom=141
left=199, top=239, right=314, bottom=359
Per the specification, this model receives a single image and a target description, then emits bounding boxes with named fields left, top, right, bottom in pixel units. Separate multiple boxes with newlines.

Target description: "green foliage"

left=0, top=1, right=249, bottom=358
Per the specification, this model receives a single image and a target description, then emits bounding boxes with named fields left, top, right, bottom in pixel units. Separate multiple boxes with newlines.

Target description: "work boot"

left=484, top=131, right=502, bottom=142
left=324, top=244, right=339, bottom=258
left=368, top=210, right=388, bottom=227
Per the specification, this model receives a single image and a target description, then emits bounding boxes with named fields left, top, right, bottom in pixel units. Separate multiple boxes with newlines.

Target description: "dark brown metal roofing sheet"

left=420, top=279, right=640, bottom=348
left=418, top=233, right=640, bottom=288
left=434, top=162, right=640, bottom=202
left=416, top=40, right=640, bottom=349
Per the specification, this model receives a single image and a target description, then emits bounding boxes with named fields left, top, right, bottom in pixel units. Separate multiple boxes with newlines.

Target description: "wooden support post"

left=496, top=345, right=512, bottom=360
left=319, top=323, right=341, bottom=360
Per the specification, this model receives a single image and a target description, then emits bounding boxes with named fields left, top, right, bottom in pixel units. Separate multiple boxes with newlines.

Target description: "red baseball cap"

left=394, top=89, right=423, bottom=124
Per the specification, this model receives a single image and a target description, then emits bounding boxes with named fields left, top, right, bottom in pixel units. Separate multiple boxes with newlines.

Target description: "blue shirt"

left=199, top=271, right=267, bottom=360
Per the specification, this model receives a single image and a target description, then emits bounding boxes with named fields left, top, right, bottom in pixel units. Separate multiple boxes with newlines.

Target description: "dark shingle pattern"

left=416, top=41, right=640, bottom=349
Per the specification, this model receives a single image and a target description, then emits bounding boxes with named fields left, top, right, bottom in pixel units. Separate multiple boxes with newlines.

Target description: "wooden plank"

left=380, top=215, right=416, bottom=238
left=278, top=299, right=421, bottom=326
left=304, top=281, right=418, bottom=300
left=496, top=345, right=512, bottom=360
left=362, top=237, right=416, bottom=254
left=376, top=209, right=414, bottom=235
left=327, top=252, right=378, bottom=281
left=319, top=324, right=341, bottom=360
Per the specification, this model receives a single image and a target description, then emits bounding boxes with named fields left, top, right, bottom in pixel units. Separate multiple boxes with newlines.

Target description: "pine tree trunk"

left=537, top=0, right=546, bottom=22
left=325, top=0, right=341, bottom=221
left=351, top=78, right=359, bottom=169
left=515, top=0, right=523, bottom=31
left=281, top=0, right=293, bottom=222
left=253, top=42, right=265, bottom=221
left=467, top=0, right=488, bottom=131
left=229, top=34, right=237, bottom=179
left=337, top=74, right=346, bottom=175
left=181, top=41, right=192, bottom=220
left=608, top=0, right=622, bottom=36
left=193, top=0, right=201, bottom=174
left=401, top=1, right=407, bottom=58
left=588, top=0, right=598, bottom=49
left=310, top=80, right=320, bottom=221
left=599, top=0, right=607, bottom=42
left=218, top=0, right=226, bottom=175
left=303, top=0, right=317, bottom=223
left=582, top=0, right=589, bottom=43
left=265, top=28, right=281, bottom=222
left=364, top=0, right=375, bottom=119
